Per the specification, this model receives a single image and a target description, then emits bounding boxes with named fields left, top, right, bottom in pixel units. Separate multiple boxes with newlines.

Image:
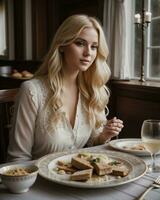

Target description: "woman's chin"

left=79, top=65, right=90, bottom=71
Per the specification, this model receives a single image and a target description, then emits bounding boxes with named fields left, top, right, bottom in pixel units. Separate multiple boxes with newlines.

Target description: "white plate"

left=37, top=149, right=147, bottom=188
left=109, top=138, right=152, bottom=156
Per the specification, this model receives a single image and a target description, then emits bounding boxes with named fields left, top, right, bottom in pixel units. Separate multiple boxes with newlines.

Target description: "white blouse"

left=7, top=77, right=105, bottom=161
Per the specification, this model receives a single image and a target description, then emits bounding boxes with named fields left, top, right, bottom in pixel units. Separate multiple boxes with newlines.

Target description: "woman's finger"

left=107, top=121, right=124, bottom=129
left=107, top=118, right=123, bottom=125
left=105, top=125, right=122, bottom=132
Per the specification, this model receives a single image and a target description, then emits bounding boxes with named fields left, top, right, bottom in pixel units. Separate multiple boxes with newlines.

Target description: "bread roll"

left=11, top=72, right=23, bottom=78
left=21, top=70, right=33, bottom=78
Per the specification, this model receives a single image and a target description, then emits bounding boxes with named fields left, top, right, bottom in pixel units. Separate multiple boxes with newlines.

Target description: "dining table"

left=0, top=143, right=160, bottom=200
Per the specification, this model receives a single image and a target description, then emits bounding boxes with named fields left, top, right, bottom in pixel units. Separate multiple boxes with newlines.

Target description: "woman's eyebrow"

left=75, top=37, right=98, bottom=45
left=75, top=38, right=86, bottom=42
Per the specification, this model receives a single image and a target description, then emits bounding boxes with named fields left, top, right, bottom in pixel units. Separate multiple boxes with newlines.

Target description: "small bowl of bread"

left=0, top=66, right=34, bottom=80
left=0, top=163, right=38, bottom=193
left=11, top=69, right=34, bottom=79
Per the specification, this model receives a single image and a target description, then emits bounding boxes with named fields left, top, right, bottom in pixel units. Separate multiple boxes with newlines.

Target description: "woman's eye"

left=75, top=41, right=85, bottom=46
left=74, top=41, right=98, bottom=50
left=91, top=45, right=98, bottom=50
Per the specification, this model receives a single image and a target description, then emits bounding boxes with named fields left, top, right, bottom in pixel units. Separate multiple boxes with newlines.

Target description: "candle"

left=145, top=11, right=152, bottom=22
left=134, top=14, right=141, bottom=24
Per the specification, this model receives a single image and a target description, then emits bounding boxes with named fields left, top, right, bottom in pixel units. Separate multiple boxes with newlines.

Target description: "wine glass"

left=141, top=119, right=160, bottom=173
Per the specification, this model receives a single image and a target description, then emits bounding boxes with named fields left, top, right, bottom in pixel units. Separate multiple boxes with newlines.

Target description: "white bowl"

left=0, top=163, right=38, bottom=193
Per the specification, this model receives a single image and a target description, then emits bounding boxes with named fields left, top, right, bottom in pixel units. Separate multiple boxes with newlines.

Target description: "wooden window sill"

left=110, top=79, right=160, bottom=89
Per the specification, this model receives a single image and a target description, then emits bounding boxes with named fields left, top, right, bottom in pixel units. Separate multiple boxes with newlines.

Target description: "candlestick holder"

left=134, top=0, right=152, bottom=82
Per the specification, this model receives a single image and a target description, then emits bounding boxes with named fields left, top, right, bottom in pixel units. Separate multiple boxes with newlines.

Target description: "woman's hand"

left=99, top=117, right=124, bottom=144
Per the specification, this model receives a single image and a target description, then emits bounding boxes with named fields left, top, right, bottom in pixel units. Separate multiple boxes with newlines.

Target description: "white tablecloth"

left=1, top=144, right=160, bottom=200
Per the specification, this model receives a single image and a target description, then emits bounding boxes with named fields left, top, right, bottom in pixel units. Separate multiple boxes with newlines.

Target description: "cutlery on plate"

left=137, top=176, right=160, bottom=200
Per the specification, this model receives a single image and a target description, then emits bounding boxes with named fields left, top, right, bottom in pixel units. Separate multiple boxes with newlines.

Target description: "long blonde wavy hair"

left=36, top=14, right=111, bottom=129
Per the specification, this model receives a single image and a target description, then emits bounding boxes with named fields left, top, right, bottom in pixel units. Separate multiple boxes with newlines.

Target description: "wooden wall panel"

left=13, top=0, right=25, bottom=59
left=116, top=96, right=160, bottom=138
left=32, top=0, right=48, bottom=60
left=57, top=0, right=104, bottom=24
left=109, top=80, right=160, bottom=139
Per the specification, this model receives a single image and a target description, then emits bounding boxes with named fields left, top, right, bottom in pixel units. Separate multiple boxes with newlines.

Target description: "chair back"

left=0, top=88, right=18, bottom=163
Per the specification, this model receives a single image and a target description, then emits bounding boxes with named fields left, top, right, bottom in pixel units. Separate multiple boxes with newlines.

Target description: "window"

left=134, top=0, right=160, bottom=80
left=0, top=0, right=15, bottom=59
left=0, top=0, right=7, bottom=57
left=148, top=0, right=160, bottom=79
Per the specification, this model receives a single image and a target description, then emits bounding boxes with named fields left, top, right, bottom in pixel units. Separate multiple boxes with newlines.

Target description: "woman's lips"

left=80, top=59, right=90, bottom=64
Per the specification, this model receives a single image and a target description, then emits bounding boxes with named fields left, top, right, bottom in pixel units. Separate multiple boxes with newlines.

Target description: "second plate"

left=109, top=138, right=152, bottom=156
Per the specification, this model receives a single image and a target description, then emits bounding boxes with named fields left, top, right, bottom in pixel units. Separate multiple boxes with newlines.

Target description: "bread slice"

left=57, top=165, right=77, bottom=173
left=93, top=162, right=112, bottom=176
left=71, top=157, right=93, bottom=170
left=70, top=169, right=93, bottom=181
left=111, top=166, right=129, bottom=177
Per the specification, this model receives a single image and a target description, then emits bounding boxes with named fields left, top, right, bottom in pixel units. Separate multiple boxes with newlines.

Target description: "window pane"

left=135, top=0, right=142, bottom=13
left=151, top=0, right=160, bottom=18
left=134, top=28, right=141, bottom=77
left=134, top=0, right=142, bottom=77
left=148, top=48, right=160, bottom=78
left=150, top=19, right=160, bottom=46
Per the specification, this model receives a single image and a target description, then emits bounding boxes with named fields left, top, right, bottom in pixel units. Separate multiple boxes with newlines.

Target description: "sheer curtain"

left=103, top=0, right=134, bottom=80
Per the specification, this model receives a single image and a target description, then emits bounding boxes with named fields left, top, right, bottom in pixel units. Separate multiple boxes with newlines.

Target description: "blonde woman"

left=8, top=14, right=123, bottom=161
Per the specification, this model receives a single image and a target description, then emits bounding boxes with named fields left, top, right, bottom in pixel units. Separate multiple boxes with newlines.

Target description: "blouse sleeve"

left=7, top=81, right=38, bottom=162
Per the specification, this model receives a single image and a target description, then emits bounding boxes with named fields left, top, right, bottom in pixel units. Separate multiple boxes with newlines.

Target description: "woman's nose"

left=83, top=46, right=91, bottom=56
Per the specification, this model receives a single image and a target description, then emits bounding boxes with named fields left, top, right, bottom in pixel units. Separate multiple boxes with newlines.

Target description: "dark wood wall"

left=108, top=80, right=160, bottom=139
left=0, top=0, right=104, bottom=84
left=32, top=0, right=104, bottom=60
left=7, top=0, right=104, bottom=61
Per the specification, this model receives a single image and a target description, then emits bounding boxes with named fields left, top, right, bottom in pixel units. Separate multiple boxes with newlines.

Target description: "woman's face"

left=62, top=27, right=98, bottom=74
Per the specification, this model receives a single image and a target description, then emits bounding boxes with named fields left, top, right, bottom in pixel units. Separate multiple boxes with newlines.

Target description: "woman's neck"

left=62, top=69, right=79, bottom=88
